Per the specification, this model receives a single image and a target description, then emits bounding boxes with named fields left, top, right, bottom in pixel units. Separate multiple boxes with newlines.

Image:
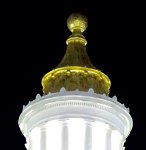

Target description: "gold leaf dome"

left=42, top=13, right=111, bottom=95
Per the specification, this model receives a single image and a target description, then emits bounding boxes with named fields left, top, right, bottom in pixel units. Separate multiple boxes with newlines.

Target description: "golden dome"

left=42, top=13, right=111, bottom=95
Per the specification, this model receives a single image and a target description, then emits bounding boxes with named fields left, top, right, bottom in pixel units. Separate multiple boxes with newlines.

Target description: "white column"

left=46, top=120, right=62, bottom=150
left=91, top=121, right=109, bottom=150
left=105, top=127, right=112, bottom=150
left=29, top=127, right=41, bottom=150
left=111, top=129, right=124, bottom=150
left=68, top=118, right=86, bottom=150
left=40, top=125, right=47, bottom=150
left=84, top=121, right=92, bottom=150
left=61, top=120, right=69, bottom=150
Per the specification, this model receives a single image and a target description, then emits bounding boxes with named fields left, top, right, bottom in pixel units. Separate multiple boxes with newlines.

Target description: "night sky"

left=1, top=1, right=145, bottom=149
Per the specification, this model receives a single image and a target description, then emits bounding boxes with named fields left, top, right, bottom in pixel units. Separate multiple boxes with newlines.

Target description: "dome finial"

left=67, top=13, right=88, bottom=33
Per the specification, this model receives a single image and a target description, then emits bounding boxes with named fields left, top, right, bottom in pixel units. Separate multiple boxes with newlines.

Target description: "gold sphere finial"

left=67, top=13, right=88, bottom=33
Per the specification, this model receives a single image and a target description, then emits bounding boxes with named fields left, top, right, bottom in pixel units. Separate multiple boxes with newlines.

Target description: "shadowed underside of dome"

left=42, top=13, right=111, bottom=95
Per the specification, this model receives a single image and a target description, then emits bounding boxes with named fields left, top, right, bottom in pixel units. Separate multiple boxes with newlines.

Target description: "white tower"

left=18, top=13, right=133, bottom=150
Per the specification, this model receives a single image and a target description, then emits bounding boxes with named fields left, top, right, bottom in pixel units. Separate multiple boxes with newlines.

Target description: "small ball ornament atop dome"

left=67, top=13, right=88, bottom=33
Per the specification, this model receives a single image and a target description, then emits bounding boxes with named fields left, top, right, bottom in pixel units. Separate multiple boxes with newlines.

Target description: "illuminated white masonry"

left=19, top=88, right=133, bottom=150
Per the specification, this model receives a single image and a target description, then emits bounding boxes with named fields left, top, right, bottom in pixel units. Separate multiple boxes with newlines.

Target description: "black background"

left=1, top=1, right=145, bottom=149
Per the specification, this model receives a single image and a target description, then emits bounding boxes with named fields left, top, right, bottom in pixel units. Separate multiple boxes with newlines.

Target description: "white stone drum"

left=19, top=89, right=133, bottom=150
